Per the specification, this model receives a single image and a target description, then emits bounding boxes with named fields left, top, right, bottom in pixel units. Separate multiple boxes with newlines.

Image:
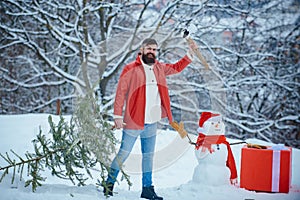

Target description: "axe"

left=183, top=29, right=210, bottom=70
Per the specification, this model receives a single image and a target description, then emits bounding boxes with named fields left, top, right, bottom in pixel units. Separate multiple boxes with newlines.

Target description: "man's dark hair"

left=142, top=38, right=158, bottom=47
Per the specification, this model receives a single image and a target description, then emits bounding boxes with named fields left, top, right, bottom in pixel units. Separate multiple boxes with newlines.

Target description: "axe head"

left=183, top=29, right=189, bottom=38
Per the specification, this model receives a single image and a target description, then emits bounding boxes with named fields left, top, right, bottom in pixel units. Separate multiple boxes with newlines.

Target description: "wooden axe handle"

left=170, top=121, right=195, bottom=145
left=170, top=121, right=188, bottom=138
left=183, top=29, right=209, bottom=70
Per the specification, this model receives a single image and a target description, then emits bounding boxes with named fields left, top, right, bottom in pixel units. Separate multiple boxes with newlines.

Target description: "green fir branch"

left=0, top=91, right=131, bottom=192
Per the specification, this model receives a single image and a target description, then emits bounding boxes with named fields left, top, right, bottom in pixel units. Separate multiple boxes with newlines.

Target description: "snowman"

left=192, top=111, right=238, bottom=186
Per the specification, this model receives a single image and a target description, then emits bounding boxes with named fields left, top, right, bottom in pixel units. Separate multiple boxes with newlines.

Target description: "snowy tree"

left=0, top=0, right=299, bottom=148
left=170, top=0, right=300, bottom=147
left=0, top=0, right=185, bottom=114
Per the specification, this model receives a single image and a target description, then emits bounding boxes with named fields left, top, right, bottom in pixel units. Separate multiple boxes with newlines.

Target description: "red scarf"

left=195, top=133, right=238, bottom=180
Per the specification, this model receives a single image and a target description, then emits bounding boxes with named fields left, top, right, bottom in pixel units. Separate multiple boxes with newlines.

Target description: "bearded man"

left=103, top=38, right=195, bottom=200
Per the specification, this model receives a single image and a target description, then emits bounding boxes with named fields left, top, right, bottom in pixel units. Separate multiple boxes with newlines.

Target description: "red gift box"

left=240, top=145, right=292, bottom=193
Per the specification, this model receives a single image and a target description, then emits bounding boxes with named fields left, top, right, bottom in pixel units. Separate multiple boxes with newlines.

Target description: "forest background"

left=1, top=0, right=299, bottom=148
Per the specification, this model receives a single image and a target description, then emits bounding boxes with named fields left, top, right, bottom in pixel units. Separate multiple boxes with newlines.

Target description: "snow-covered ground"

left=0, top=114, right=299, bottom=200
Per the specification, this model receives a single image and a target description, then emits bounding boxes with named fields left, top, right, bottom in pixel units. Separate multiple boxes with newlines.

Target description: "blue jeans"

left=106, top=123, right=157, bottom=187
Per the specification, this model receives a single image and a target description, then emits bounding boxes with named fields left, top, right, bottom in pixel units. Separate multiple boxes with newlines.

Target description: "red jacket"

left=114, top=54, right=192, bottom=129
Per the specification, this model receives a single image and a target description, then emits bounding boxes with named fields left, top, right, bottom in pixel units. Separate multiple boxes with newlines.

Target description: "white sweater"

left=141, top=58, right=162, bottom=124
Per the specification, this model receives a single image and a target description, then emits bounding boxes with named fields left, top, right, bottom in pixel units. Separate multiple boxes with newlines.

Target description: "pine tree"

left=0, top=92, right=131, bottom=192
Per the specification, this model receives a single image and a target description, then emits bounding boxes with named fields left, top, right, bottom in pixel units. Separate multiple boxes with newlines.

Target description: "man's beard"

left=142, top=53, right=155, bottom=65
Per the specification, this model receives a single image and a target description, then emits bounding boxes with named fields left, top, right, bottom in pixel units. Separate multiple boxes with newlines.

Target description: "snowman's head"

left=197, top=112, right=225, bottom=135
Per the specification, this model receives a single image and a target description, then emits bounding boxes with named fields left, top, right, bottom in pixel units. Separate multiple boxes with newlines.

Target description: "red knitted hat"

left=198, top=112, right=220, bottom=127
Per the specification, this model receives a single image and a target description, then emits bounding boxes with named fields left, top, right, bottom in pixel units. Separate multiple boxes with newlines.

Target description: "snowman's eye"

left=211, top=122, right=214, bottom=125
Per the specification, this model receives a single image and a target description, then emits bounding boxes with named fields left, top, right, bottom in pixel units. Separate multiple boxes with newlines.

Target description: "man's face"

left=141, top=44, right=158, bottom=65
